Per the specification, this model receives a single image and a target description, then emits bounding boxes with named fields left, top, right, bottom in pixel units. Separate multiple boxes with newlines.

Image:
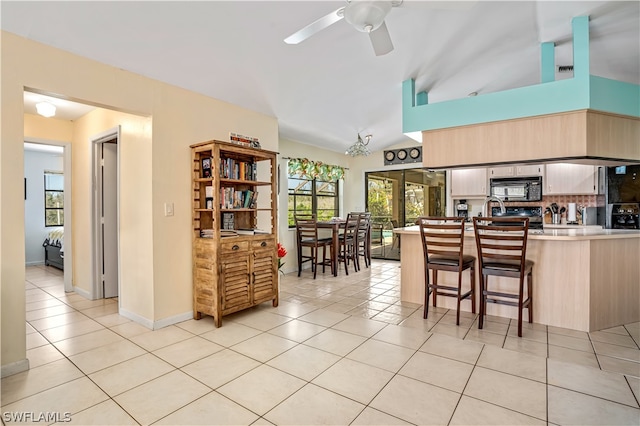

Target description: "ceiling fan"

left=284, top=0, right=404, bottom=56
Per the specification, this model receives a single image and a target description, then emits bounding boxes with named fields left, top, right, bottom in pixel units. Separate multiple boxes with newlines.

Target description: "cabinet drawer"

left=220, top=240, right=249, bottom=254
left=252, top=238, right=275, bottom=250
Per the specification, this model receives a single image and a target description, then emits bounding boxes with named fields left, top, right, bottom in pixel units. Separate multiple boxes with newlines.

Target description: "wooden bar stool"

left=472, top=216, right=533, bottom=337
left=417, top=216, right=476, bottom=325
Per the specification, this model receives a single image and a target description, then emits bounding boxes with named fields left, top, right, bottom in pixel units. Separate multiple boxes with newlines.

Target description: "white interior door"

left=101, top=141, right=118, bottom=298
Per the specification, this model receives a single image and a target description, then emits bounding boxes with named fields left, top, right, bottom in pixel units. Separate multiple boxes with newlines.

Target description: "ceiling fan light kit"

left=284, top=0, right=400, bottom=56
left=344, top=1, right=391, bottom=33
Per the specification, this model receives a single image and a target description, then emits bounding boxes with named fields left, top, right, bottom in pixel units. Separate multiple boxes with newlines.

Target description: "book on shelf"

left=200, top=229, right=214, bottom=238
left=236, top=229, right=255, bottom=235
left=220, top=230, right=238, bottom=238
left=201, top=157, right=212, bottom=178
left=222, top=212, right=235, bottom=230
left=220, top=188, right=258, bottom=209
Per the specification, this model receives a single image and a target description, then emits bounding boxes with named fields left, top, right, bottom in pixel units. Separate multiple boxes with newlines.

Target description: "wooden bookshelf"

left=190, top=140, right=278, bottom=327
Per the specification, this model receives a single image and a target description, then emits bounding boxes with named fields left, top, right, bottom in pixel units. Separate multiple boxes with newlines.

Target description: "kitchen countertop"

left=394, top=225, right=640, bottom=241
left=395, top=224, right=639, bottom=331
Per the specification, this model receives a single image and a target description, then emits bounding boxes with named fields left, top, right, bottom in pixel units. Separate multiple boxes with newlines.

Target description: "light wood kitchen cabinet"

left=190, top=140, right=278, bottom=327
left=545, top=163, right=598, bottom=195
left=489, top=164, right=543, bottom=178
left=451, top=168, right=487, bottom=198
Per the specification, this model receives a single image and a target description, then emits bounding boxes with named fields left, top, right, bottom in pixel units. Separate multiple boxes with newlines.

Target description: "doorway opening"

left=365, top=168, right=446, bottom=260
left=92, top=128, right=120, bottom=299
left=23, top=140, right=73, bottom=292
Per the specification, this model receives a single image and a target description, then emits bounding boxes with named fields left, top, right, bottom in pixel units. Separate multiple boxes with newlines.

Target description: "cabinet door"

left=516, top=164, right=543, bottom=177
left=252, top=249, right=277, bottom=304
left=451, top=168, right=487, bottom=198
left=488, top=166, right=514, bottom=178
left=220, top=253, right=251, bottom=312
left=545, top=164, right=597, bottom=195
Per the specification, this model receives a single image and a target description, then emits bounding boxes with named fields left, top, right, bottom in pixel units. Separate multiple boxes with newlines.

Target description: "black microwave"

left=489, top=176, right=543, bottom=202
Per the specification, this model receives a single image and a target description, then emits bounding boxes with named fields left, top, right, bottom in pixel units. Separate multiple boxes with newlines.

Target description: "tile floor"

left=2, top=263, right=639, bottom=425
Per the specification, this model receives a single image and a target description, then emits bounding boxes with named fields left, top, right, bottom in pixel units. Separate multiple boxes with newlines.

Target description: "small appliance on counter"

left=581, top=206, right=605, bottom=226
left=607, top=203, right=640, bottom=229
left=456, top=200, right=469, bottom=221
left=567, top=203, right=578, bottom=225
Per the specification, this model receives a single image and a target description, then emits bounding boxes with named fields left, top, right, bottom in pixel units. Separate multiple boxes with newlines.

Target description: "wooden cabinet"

left=190, top=140, right=278, bottom=327
left=545, top=163, right=598, bottom=195
left=451, top=168, right=487, bottom=198
left=489, top=164, right=543, bottom=178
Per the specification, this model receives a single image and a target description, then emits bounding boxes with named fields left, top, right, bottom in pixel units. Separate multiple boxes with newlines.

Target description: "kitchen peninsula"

left=396, top=226, right=640, bottom=332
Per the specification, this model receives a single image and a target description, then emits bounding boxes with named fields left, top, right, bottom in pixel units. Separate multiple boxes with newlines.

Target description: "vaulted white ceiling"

left=3, top=1, right=639, bottom=153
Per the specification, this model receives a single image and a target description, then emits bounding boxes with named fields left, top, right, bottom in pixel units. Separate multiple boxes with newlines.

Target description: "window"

left=44, top=171, right=64, bottom=226
left=288, top=176, right=339, bottom=227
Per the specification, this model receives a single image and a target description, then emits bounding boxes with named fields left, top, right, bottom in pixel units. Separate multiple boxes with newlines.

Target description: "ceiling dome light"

left=344, top=1, right=392, bottom=33
left=36, top=102, right=56, bottom=118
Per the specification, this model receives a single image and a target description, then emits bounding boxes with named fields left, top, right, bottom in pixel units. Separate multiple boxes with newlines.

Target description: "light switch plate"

left=164, top=202, right=174, bottom=216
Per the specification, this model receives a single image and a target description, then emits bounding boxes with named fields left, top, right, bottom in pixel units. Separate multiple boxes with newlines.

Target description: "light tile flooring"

left=2, top=263, right=639, bottom=425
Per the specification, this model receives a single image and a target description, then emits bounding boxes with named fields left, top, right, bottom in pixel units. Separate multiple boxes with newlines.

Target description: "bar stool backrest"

left=417, top=216, right=466, bottom=265
left=472, top=217, right=529, bottom=274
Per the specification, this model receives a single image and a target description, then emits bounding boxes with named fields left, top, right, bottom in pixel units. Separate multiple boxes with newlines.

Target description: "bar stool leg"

left=478, top=274, right=486, bottom=330
left=528, top=271, right=534, bottom=323
left=423, top=269, right=431, bottom=319
left=432, top=270, right=438, bottom=308
left=470, top=266, right=476, bottom=314
left=456, top=270, right=462, bottom=326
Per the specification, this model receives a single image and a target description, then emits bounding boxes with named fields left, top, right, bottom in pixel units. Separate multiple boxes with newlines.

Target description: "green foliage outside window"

left=44, top=172, right=63, bottom=227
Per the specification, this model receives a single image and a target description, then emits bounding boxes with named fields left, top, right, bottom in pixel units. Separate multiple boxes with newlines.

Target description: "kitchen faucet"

left=482, top=196, right=506, bottom=219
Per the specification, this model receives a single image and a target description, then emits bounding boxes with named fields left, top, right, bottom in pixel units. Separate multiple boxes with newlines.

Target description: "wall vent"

left=558, top=65, right=574, bottom=72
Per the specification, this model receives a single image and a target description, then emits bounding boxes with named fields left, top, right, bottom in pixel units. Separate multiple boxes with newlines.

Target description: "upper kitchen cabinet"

left=489, top=164, right=543, bottom=178
left=451, top=168, right=487, bottom=198
left=545, top=163, right=599, bottom=195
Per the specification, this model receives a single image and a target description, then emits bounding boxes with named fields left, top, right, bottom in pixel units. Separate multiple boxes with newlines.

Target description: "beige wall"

left=1, top=31, right=278, bottom=370
left=70, top=109, right=154, bottom=320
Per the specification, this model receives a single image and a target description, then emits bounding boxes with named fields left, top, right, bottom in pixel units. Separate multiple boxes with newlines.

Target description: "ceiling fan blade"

left=284, top=8, right=345, bottom=45
left=369, top=21, right=394, bottom=56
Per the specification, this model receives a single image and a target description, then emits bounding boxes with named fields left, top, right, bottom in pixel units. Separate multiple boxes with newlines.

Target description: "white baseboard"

left=26, top=261, right=45, bottom=266
left=1, top=358, right=30, bottom=378
left=153, top=311, right=193, bottom=330
left=119, top=308, right=153, bottom=330
left=73, top=286, right=92, bottom=300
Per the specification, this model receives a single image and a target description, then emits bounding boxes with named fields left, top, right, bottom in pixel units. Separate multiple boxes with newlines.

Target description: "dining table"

left=316, top=220, right=345, bottom=276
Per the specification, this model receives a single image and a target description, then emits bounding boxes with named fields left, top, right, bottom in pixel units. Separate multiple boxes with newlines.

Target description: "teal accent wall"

left=541, top=42, right=555, bottom=83
left=590, top=76, right=640, bottom=116
left=402, top=16, right=639, bottom=134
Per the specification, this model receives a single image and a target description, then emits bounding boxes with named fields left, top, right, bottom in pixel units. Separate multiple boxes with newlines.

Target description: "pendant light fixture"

left=345, top=133, right=372, bottom=157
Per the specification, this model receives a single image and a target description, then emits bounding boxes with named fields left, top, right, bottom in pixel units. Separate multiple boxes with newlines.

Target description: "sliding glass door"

left=365, top=168, right=446, bottom=260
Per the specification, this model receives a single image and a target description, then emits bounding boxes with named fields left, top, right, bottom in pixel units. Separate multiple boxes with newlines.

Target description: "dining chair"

left=337, top=214, right=360, bottom=275
left=353, top=212, right=372, bottom=269
left=473, top=216, right=533, bottom=337
left=418, top=216, right=476, bottom=325
left=294, top=215, right=333, bottom=279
